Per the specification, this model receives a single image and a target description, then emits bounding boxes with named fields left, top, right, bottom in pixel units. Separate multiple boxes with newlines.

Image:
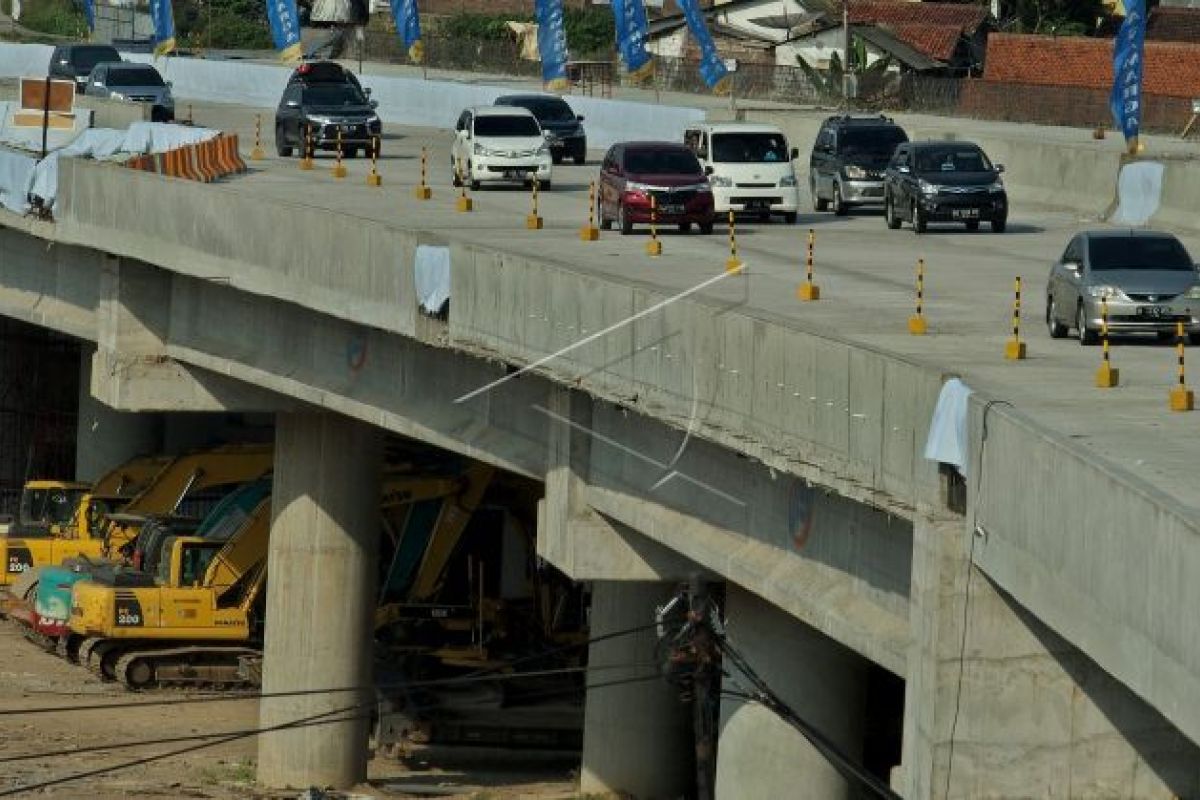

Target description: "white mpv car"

left=451, top=106, right=554, bottom=190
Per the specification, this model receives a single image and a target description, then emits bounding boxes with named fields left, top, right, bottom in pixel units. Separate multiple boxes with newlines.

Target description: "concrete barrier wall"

left=448, top=245, right=948, bottom=517
left=967, top=397, right=1200, bottom=749
left=54, top=158, right=422, bottom=338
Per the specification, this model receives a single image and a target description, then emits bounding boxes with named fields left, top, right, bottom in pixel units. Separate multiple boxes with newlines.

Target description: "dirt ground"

left=0, top=624, right=584, bottom=799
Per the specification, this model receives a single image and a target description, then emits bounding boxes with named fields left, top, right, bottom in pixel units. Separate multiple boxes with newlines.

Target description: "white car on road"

left=451, top=106, right=554, bottom=190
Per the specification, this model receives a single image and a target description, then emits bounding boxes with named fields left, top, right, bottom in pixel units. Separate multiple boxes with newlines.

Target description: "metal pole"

left=842, top=3, right=850, bottom=108
left=690, top=576, right=717, bottom=800
left=40, top=75, right=51, bottom=161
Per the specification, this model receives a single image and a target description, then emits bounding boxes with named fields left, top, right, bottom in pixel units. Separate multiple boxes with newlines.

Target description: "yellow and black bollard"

left=456, top=157, right=474, bottom=212
left=908, top=259, right=927, bottom=335
left=1169, top=322, right=1194, bottom=411
left=1004, top=276, right=1027, bottom=360
left=414, top=147, right=432, bottom=200
left=579, top=180, right=600, bottom=241
left=332, top=129, right=348, bottom=179
left=526, top=177, right=544, bottom=229
left=366, top=136, right=382, bottom=186
left=1095, top=297, right=1119, bottom=387
left=251, top=114, right=264, bottom=161
left=725, top=210, right=742, bottom=273
left=798, top=228, right=820, bottom=301
left=645, top=195, right=662, bottom=256
left=299, top=124, right=314, bottom=171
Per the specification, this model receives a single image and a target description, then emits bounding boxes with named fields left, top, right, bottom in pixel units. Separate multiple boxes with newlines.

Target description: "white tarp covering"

left=924, top=378, right=973, bottom=475
left=1110, top=160, right=1165, bottom=227
left=0, top=121, right=219, bottom=215
left=0, top=42, right=705, bottom=149
left=414, top=245, right=450, bottom=315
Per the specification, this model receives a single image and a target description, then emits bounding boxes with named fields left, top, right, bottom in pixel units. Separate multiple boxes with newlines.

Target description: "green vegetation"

left=177, top=0, right=272, bottom=50
left=0, top=0, right=12, bottom=18
left=15, top=0, right=87, bottom=38
left=1007, top=0, right=1106, bottom=35
left=438, top=9, right=616, bottom=59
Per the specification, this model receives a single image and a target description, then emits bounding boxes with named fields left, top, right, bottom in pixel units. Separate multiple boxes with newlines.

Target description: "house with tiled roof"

left=959, top=32, right=1200, bottom=131
left=1147, top=5, right=1200, bottom=43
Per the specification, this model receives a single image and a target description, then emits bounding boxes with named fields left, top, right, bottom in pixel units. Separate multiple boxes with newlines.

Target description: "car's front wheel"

left=275, top=125, right=292, bottom=157
left=678, top=222, right=692, bottom=233
left=1047, top=298, right=1068, bottom=338
left=885, top=192, right=901, bottom=229
left=911, top=199, right=926, bottom=234
left=811, top=176, right=828, bottom=212
left=1078, top=303, right=1098, bottom=346
left=783, top=212, right=798, bottom=224
left=832, top=183, right=847, bottom=216
left=573, top=153, right=586, bottom=165
left=965, top=220, right=980, bottom=231
left=699, top=221, right=714, bottom=235
left=618, top=203, right=633, bottom=235
left=992, top=217, right=1007, bottom=233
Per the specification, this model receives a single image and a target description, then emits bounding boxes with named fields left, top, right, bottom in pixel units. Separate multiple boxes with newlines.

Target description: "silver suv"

left=84, top=62, right=174, bottom=122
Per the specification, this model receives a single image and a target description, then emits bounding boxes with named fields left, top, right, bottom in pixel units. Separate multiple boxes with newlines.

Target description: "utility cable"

left=0, top=672, right=665, bottom=798
left=0, top=621, right=663, bottom=718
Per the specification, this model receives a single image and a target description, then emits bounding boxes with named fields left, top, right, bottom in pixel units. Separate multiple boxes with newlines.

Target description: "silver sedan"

left=1045, top=230, right=1200, bottom=345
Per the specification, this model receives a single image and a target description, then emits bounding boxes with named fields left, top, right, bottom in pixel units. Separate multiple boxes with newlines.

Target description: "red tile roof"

left=983, top=32, right=1200, bottom=99
left=879, top=22, right=964, bottom=61
left=847, top=0, right=990, bottom=32
left=1147, top=6, right=1200, bottom=44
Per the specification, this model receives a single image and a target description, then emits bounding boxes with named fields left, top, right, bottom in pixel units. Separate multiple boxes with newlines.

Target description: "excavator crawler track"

left=113, top=645, right=261, bottom=691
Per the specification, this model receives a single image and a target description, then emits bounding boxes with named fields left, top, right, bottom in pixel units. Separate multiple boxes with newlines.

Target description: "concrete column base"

left=716, top=584, right=866, bottom=800
left=257, top=412, right=383, bottom=790
left=580, top=580, right=693, bottom=799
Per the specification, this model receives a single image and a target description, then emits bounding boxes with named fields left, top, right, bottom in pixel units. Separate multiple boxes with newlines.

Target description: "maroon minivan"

left=598, top=142, right=716, bottom=235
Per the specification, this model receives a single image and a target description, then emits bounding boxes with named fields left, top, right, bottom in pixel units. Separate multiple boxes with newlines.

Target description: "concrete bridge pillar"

left=715, top=584, right=867, bottom=800
left=900, top=515, right=1200, bottom=800
left=580, top=580, right=694, bottom=799
left=75, top=345, right=163, bottom=482
left=257, top=411, right=382, bottom=790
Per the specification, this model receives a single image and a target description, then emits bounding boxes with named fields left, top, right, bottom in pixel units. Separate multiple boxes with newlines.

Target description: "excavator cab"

left=15, top=482, right=90, bottom=537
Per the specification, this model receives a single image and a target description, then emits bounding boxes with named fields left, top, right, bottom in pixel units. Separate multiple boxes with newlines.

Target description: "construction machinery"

left=65, top=469, right=489, bottom=690
left=15, top=445, right=273, bottom=643
left=0, top=455, right=173, bottom=595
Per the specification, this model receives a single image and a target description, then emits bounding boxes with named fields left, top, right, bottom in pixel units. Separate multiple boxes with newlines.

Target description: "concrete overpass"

left=2, top=96, right=1200, bottom=798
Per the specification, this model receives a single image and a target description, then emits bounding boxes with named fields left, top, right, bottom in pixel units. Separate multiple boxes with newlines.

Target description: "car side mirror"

left=544, top=131, right=553, bottom=139
left=364, top=87, right=372, bottom=95
left=897, top=165, right=910, bottom=174
left=577, top=114, right=585, bottom=122
left=166, top=80, right=173, bottom=89
left=704, top=165, right=714, bottom=175
left=93, top=81, right=105, bottom=88
left=1063, top=261, right=1082, bottom=275
left=995, top=164, right=1006, bottom=173
left=790, top=147, right=799, bottom=159
left=285, top=99, right=300, bottom=108
left=369, top=99, right=379, bottom=109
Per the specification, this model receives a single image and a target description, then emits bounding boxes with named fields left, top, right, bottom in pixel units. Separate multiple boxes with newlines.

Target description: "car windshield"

left=1090, top=236, right=1195, bottom=271
left=915, top=147, right=992, bottom=173
left=624, top=149, right=701, bottom=175
left=838, top=127, right=907, bottom=157
left=70, top=47, right=119, bottom=70
left=303, top=85, right=366, bottom=106
left=107, top=67, right=165, bottom=87
left=507, top=98, right=575, bottom=122
left=712, top=133, right=788, bottom=163
left=475, top=115, right=541, bottom=137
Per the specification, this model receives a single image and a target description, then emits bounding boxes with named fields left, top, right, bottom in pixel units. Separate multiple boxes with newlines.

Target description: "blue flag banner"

left=611, top=0, right=653, bottom=82
left=148, top=0, right=176, bottom=56
left=1110, top=0, right=1146, bottom=152
left=388, top=0, right=424, bottom=63
left=267, top=0, right=304, bottom=63
left=536, top=0, right=570, bottom=90
left=676, top=0, right=729, bottom=93
left=82, top=0, right=95, bottom=33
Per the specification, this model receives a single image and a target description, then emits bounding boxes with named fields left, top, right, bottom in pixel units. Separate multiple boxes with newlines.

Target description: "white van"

left=683, top=123, right=800, bottom=223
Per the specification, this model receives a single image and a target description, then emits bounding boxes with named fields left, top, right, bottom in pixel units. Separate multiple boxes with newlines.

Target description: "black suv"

left=883, top=141, right=1008, bottom=233
left=808, top=114, right=908, bottom=216
left=49, top=44, right=122, bottom=93
left=494, top=94, right=586, bottom=164
left=275, top=81, right=381, bottom=158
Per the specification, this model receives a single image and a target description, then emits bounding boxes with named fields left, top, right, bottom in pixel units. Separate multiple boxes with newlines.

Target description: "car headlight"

left=624, top=181, right=652, bottom=193
left=1185, top=285, right=1200, bottom=300
left=843, top=165, right=867, bottom=179
left=919, top=179, right=938, bottom=195
left=1087, top=285, right=1129, bottom=301
left=537, top=142, right=550, bottom=155
left=473, top=142, right=489, bottom=155
left=988, top=179, right=1005, bottom=193
left=709, top=175, right=733, bottom=187
left=779, top=174, right=797, bottom=187
left=110, top=91, right=125, bottom=100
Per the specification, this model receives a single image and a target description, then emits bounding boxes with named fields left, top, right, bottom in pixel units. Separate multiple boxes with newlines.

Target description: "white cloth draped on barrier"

left=1110, top=160, right=1165, bottom=227
left=0, top=121, right=219, bottom=215
left=924, top=377, right=973, bottom=476
left=414, top=245, right=451, bottom=316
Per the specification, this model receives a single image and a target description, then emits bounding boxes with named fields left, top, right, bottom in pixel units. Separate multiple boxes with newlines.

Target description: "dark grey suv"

left=49, top=44, right=122, bottom=93
left=494, top=94, right=586, bottom=165
left=809, top=114, right=908, bottom=216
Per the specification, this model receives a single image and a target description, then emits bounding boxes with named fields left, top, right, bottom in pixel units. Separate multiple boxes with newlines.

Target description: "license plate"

left=341, top=124, right=354, bottom=132
left=504, top=169, right=530, bottom=180
left=659, top=204, right=684, bottom=214
left=1138, top=305, right=1169, bottom=317
left=951, top=208, right=979, bottom=219
left=746, top=200, right=770, bottom=210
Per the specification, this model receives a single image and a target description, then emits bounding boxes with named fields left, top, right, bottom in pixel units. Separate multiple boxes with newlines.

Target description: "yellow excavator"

left=67, top=468, right=494, bottom=690
left=0, top=455, right=173, bottom=597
